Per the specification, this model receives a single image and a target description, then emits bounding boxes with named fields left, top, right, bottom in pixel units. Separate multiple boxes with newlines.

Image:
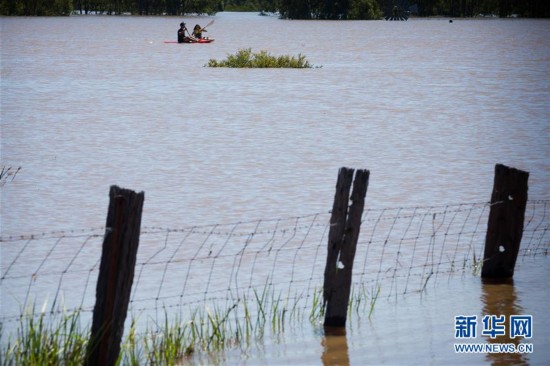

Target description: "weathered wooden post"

left=323, top=167, right=369, bottom=327
left=86, top=186, right=144, bottom=366
left=481, top=164, right=529, bottom=279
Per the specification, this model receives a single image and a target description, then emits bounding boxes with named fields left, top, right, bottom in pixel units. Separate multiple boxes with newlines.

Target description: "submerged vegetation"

left=1, top=285, right=380, bottom=364
left=206, top=48, right=315, bottom=68
left=0, top=309, right=88, bottom=365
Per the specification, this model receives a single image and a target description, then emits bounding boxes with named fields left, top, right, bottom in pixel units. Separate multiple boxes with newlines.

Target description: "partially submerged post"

left=86, top=185, right=144, bottom=366
left=481, top=164, right=529, bottom=279
left=323, top=167, right=369, bottom=327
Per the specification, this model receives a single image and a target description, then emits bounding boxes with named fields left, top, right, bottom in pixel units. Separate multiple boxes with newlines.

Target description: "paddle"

left=193, top=19, right=215, bottom=37
left=184, top=25, right=199, bottom=42
left=200, top=19, right=215, bottom=32
left=186, top=33, right=199, bottom=42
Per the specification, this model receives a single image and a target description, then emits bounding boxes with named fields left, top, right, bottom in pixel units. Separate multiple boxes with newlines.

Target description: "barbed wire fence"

left=1, top=198, right=548, bottom=335
left=0, top=167, right=21, bottom=187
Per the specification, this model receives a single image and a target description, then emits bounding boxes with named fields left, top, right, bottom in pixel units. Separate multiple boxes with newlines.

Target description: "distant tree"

left=279, top=0, right=312, bottom=19
left=498, top=0, right=511, bottom=17
left=349, top=0, right=382, bottom=19
left=55, top=0, right=74, bottom=14
left=224, top=0, right=265, bottom=11
left=0, top=0, right=72, bottom=15
left=258, top=0, right=278, bottom=12
left=319, top=0, right=351, bottom=19
left=0, top=0, right=24, bottom=15
left=278, top=0, right=381, bottom=19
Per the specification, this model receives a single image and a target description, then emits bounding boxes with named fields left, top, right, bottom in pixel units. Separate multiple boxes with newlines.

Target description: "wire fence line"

left=1, top=200, right=549, bottom=328
left=0, top=167, right=21, bottom=187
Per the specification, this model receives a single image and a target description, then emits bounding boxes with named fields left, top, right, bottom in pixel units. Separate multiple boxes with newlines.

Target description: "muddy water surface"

left=2, top=12, right=549, bottom=365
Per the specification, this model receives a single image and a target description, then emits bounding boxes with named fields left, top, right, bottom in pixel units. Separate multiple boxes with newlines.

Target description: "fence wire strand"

left=1, top=200, right=549, bottom=327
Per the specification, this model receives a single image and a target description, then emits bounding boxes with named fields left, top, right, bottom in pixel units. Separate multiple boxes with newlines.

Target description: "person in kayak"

left=192, top=24, right=207, bottom=39
left=177, top=22, right=189, bottom=43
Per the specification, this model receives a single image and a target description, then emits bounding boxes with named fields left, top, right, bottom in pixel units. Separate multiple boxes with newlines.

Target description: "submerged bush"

left=206, top=48, right=315, bottom=68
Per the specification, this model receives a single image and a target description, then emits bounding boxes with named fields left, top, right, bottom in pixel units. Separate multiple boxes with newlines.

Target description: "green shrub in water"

left=206, top=48, right=314, bottom=68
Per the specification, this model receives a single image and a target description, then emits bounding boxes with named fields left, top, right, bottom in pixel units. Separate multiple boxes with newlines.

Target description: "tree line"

left=0, top=0, right=221, bottom=15
left=266, top=0, right=550, bottom=18
left=1, top=0, right=548, bottom=18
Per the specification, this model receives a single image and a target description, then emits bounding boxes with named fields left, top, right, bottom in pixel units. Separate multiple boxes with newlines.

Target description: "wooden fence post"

left=481, top=164, right=529, bottom=279
left=85, top=186, right=144, bottom=366
left=323, top=167, right=369, bottom=327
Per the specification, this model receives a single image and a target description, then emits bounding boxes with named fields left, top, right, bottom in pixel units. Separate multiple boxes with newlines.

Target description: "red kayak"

left=164, top=38, right=214, bottom=44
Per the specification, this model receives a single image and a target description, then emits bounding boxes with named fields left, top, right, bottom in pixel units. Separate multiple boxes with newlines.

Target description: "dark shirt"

left=178, top=26, right=187, bottom=43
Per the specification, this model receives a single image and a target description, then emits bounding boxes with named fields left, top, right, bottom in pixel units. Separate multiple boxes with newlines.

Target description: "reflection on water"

left=321, top=327, right=350, bottom=366
left=481, top=279, right=527, bottom=366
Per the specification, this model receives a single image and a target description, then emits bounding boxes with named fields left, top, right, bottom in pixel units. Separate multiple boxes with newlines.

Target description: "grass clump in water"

left=1, top=310, right=88, bottom=365
left=2, top=285, right=379, bottom=364
left=309, top=283, right=381, bottom=325
left=206, top=48, right=314, bottom=68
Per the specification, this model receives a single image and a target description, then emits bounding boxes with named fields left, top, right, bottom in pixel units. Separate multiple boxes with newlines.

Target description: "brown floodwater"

left=1, top=12, right=549, bottom=365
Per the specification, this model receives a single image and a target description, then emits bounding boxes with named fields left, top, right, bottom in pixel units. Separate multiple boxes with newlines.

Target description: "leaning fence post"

left=85, top=186, right=144, bottom=366
left=481, top=164, right=529, bottom=279
left=323, top=167, right=369, bottom=327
